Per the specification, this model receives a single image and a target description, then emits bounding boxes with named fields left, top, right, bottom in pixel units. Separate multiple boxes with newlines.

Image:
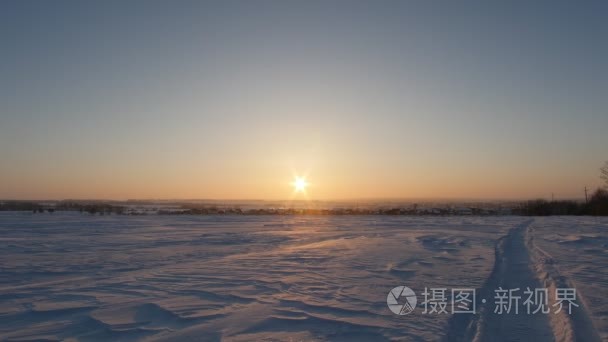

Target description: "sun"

left=292, top=177, right=308, bottom=193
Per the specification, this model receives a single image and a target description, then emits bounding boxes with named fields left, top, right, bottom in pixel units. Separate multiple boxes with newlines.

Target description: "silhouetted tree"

left=601, top=161, right=608, bottom=188
left=587, top=188, right=608, bottom=215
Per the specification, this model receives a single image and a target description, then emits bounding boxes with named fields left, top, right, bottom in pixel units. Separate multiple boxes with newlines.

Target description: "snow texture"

left=0, top=213, right=605, bottom=341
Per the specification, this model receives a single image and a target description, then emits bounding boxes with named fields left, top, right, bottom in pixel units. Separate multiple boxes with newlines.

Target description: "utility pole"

left=584, top=186, right=589, bottom=204
left=551, top=193, right=554, bottom=202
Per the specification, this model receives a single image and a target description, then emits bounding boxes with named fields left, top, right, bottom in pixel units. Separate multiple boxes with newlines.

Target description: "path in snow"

left=448, top=219, right=602, bottom=342
left=527, top=222, right=603, bottom=342
left=473, top=219, right=554, bottom=341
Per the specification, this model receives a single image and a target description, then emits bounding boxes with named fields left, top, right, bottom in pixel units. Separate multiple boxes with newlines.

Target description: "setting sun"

left=293, top=177, right=308, bottom=193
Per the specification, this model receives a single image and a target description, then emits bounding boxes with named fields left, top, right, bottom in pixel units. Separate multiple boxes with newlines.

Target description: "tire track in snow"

left=446, top=219, right=601, bottom=342
left=445, top=220, right=555, bottom=342
left=526, top=225, right=602, bottom=342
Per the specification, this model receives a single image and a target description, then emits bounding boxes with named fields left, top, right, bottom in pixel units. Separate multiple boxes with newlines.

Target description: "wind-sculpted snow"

left=0, top=213, right=597, bottom=341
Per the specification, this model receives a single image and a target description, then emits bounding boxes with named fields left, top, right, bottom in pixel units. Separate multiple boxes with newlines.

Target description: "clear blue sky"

left=1, top=1, right=607, bottom=200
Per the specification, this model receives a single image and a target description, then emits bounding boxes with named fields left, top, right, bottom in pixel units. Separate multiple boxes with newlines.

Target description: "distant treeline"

left=172, top=205, right=498, bottom=216
left=0, top=201, right=125, bottom=215
left=2, top=190, right=607, bottom=216
left=0, top=201, right=45, bottom=212
left=517, top=188, right=608, bottom=216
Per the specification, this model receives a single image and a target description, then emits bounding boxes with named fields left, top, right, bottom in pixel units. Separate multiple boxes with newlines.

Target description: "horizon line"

left=0, top=196, right=585, bottom=203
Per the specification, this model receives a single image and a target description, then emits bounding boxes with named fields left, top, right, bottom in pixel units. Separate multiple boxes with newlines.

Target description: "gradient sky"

left=1, top=1, right=607, bottom=200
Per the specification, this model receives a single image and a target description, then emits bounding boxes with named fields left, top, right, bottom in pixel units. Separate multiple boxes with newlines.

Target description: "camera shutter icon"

left=387, top=286, right=417, bottom=315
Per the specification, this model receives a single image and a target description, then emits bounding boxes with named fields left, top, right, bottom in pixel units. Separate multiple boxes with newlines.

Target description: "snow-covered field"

left=0, top=213, right=606, bottom=341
